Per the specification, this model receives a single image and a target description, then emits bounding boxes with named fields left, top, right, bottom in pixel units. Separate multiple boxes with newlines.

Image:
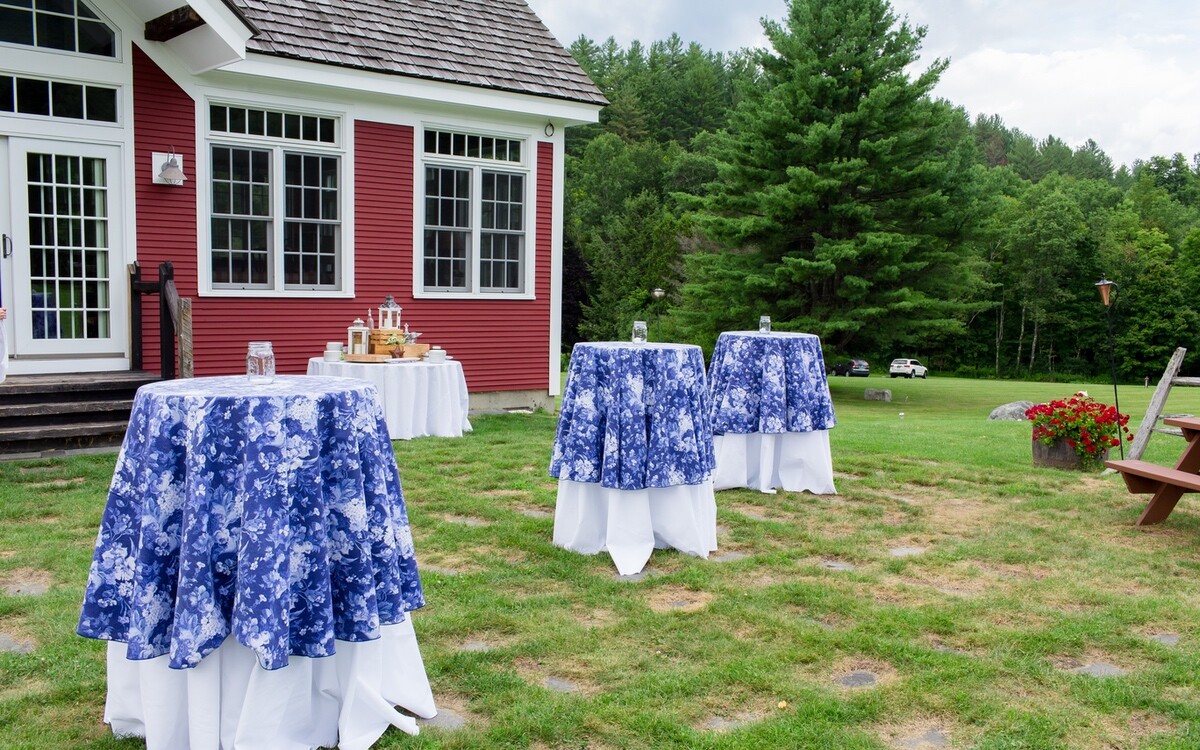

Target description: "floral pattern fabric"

left=708, top=332, right=837, bottom=435
left=78, top=375, right=424, bottom=671
left=550, top=342, right=715, bottom=490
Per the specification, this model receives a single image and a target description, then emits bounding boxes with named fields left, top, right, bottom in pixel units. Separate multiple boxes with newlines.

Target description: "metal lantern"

left=378, top=294, right=402, bottom=329
left=347, top=318, right=370, bottom=355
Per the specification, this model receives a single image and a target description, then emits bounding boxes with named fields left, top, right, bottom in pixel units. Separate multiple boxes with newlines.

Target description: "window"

left=210, top=104, right=336, bottom=144
left=0, top=74, right=117, bottom=123
left=208, top=105, right=342, bottom=292
left=422, top=128, right=528, bottom=294
left=0, top=0, right=115, bottom=57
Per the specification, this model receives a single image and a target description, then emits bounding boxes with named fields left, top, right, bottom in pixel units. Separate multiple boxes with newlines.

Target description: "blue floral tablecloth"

left=708, top=332, right=837, bottom=435
left=77, top=375, right=424, bottom=671
left=550, top=342, right=715, bottom=490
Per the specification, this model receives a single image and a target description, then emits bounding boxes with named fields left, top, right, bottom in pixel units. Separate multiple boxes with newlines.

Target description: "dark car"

left=829, top=359, right=870, bottom=377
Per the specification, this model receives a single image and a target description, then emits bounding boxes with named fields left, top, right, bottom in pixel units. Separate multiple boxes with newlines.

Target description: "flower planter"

left=1032, top=439, right=1107, bottom=471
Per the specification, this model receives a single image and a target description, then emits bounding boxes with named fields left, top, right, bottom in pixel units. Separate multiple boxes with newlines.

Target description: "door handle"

left=1, top=233, right=11, bottom=258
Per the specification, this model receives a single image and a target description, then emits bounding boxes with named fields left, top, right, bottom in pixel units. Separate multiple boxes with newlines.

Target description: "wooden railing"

left=130, top=261, right=193, bottom=379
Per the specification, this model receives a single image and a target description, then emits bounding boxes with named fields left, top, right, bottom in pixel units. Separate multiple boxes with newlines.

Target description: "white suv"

left=889, top=358, right=928, bottom=379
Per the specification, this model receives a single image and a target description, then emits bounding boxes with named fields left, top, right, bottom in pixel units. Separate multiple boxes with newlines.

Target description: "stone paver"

left=1071, top=662, right=1126, bottom=677
left=711, top=551, right=749, bottom=563
left=3, top=581, right=49, bottom=596
left=616, top=569, right=653, bottom=582
left=835, top=670, right=878, bottom=688
left=896, top=728, right=951, bottom=749
left=0, top=633, right=35, bottom=654
left=821, top=560, right=856, bottom=572
left=459, top=640, right=491, bottom=652
left=737, top=509, right=771, bottom=521
left=417, top=707, right=467, bottom=731
left=544, top=676, right=580, bottom=693
left=519, top=509, right=553, bottom=519
left=447, top=516, right=490, bottom=527
left=889, top=547, right=926, bottom=558
left=704, top=716, right=752, bottom=732
left=420, top=565, right=461, bottom=576
left=1149, top=633, right=1180, bottom=646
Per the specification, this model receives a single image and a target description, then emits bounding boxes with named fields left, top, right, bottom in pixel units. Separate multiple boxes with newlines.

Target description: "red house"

left=0, top=0, right=604, bottom=411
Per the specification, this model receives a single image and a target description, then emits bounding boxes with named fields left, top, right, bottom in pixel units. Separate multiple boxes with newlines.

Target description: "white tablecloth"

left=307, top=357, right=471, bottom=440
left=105, top=619, right=436, bottom=750
left=552, top=479, right=717, bottom=576
left=713, top=431, right=836, bottom=494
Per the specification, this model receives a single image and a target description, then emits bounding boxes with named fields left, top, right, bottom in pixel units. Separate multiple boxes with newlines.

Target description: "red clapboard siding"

left=128, top=92, right=556, bottom=393
left=132, top=45, right=197, bottom=375
left=343, top=124, right=555, bottom=393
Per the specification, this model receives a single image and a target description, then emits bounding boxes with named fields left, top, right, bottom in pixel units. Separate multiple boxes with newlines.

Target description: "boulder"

left=989, top=400, right=1034, bottom=421
left=864, top=388, right=892, bottom=402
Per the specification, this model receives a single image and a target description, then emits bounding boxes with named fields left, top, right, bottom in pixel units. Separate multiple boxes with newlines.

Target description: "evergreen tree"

left=681, top=0, right=981, bottom=353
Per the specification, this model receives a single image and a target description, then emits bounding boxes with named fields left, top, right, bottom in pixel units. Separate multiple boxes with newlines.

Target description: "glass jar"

left=759, top=315, right=771, bottom=333
left=631, top=320, right=648, bottom=343
left=246, top=341, right=276, bottom=384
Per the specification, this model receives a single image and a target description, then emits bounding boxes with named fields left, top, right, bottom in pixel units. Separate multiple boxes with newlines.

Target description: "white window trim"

left=0, top=0, right=122, bottom=64
left=198, top=99, right=354, bottom=298
left=414, top=127, right=536, bottom=301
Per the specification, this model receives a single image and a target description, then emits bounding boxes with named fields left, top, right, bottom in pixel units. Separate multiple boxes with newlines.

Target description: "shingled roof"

left=227, top=0, right=606, bottom=106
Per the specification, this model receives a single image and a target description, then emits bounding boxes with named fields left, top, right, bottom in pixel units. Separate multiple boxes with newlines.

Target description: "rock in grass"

left=988, top=401, right=1034, bottom=421
left=864, top=389, right=892, bottom=402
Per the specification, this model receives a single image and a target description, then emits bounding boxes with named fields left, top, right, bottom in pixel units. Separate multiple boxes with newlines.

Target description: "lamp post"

left=1095, top=277, right=1123, bottom=459
left=651, top=287, right=665, bottom=341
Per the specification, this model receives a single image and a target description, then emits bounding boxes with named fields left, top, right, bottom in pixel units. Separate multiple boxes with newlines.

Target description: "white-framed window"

left=207, top=102, right=344, bottom=292
left=0, top=0, right=116, bottom=58
left=0, top=73, right=118, bottom=123
left=421, top=127, right=529, bottom=295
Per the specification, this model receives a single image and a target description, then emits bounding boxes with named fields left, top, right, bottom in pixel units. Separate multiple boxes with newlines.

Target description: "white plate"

left=389, top=357, right=422, bottom=363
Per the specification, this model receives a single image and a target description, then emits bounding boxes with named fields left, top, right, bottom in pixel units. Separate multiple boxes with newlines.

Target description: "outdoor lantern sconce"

left=153, top=150, right=186, bottom=185
left=1095, top=277, right=1117, bottom=307
left=651, top=287, right=665, bottom=301
left=378, top=294, right=402, bottom=329
left=544, top=122, right=555, bottom=137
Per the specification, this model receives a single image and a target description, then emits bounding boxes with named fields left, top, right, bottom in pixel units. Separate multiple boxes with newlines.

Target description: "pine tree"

left=682, top=0, right=981, bottom=352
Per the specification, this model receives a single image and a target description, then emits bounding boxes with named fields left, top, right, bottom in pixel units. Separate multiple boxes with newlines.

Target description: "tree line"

left=561, top=0, right=1200, bottom=381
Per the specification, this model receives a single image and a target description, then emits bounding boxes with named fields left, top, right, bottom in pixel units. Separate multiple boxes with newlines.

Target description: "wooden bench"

left=1106, top=416, right=1200, bottom=525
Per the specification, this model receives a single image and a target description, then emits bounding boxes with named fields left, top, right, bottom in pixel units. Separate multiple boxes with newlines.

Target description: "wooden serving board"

left=344, top=353, right=393, bottom=363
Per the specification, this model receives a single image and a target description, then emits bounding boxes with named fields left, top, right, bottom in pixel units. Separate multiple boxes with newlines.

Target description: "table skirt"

left=306, top=359, right=471, bottom=440
left=713, top=431, right=837, bottom=494
left=552, top=479, right=718, bottom=575
left=104, top=618, right=436, bottom=750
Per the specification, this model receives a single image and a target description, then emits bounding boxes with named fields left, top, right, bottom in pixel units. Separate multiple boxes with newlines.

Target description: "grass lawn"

left=3, top=376, right=1200, bottom=749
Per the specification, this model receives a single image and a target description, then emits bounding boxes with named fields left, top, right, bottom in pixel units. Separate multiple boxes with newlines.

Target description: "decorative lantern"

left=347, top=318, right=370, bottom=355
left=378, top=295, right=402, bottom=329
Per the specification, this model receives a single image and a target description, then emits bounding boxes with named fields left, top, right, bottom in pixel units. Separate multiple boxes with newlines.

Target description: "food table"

left=708, top=331, right=837, bottom=494
left=307, top=357, right=471, bottom=440
left=77, top=375, right=436, bottom=750
left=549, top=342, right=717, bottom=575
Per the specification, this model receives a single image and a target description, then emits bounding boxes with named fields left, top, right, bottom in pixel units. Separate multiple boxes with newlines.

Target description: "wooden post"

left=178, top=297, right=193, bottom=378
left=158, top=262, right=176, bottom=380
left=1126, top=347, right=1187, bottom=461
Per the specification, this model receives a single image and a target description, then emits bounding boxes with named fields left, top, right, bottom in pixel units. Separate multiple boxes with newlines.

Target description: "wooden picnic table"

left=1106, top=416, right=1200, bottom=525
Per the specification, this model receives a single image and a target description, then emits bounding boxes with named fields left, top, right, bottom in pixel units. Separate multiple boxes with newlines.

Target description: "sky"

left=522, top=0, right=1200, bottom=170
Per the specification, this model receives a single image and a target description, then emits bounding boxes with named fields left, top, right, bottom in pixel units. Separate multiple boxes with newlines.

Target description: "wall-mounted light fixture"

left=153, top=150, right=186, bottom=185
left=544, top=122, right=555, bottom=137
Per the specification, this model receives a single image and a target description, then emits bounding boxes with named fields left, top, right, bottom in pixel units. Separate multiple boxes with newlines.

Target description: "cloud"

left=525, top=0, right=1200, bottom=166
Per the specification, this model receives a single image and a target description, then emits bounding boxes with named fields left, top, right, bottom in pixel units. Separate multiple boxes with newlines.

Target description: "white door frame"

left=4, top=137, right=130, bottom=370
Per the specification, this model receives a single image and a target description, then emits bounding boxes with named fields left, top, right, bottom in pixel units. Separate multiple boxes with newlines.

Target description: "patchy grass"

left=2, top=377, right=1200, bottom=749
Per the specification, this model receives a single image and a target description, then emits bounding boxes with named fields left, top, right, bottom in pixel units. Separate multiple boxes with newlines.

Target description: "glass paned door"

left=9, top=139, right=125, bottom=357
